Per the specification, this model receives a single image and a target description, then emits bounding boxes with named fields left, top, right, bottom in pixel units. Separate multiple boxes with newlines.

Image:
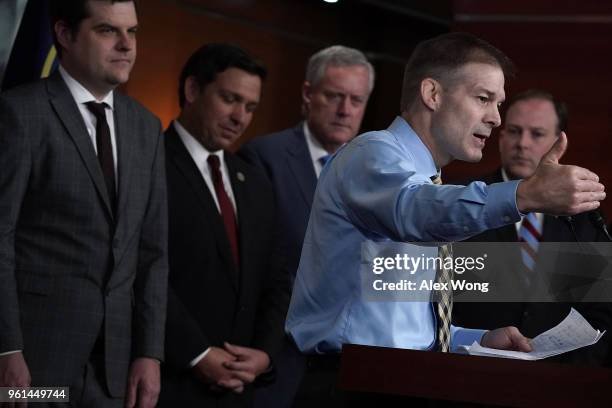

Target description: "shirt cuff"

left=189, top=347, right=211, bottom=367
left=0, top=350, right=22, bottom=357
left=485, top=180, right=522, bottom=227
left=450, top=326, right=487, bottom=352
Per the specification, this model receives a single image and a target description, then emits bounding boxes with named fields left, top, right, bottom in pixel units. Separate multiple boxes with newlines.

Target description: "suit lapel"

left=47, top=72, right=114, bottom=220
left=113, top=94, right=134, bottom=232
left=497, top=223, right=518, bottom=242
left=226, top=154, right=251, bottom=295
left=166, top=127, right=239, bottom=291
left=541, top=215, right=566, bottom=242
left=286, top=125, right=317, bottom=207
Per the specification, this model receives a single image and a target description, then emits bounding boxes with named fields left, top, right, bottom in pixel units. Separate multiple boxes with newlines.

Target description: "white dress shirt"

left=173, top=120, right=237, bottom=216
left=59, top=65, right=118, bottom=179
left=303, top=122, right=331, bottom=178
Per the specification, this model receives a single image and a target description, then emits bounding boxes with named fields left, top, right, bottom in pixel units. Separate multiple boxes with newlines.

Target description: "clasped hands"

left=192, top=342, right=270, bottom=394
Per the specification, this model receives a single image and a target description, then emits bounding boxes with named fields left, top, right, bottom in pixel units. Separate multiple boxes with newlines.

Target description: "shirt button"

left=503, top=216, right=511, bottom=223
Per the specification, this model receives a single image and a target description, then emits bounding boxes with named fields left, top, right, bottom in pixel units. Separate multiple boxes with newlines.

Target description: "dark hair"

left=504, top=89, right=568, bottom=133
left=400, top=32, right=515, bottom=112
left=50, top=0, right=136, bottom=58
left=178, top=43, right=267, bottom=108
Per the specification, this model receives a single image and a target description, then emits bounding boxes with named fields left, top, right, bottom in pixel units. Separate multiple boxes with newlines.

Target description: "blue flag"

left=2, top=0, right=58, bottom=91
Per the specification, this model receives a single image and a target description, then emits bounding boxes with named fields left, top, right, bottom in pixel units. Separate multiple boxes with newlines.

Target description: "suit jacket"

left=238, top=124, right=317, bottom=407
left=238, top=123, right=317, bottom=278
left=160, top=125, right=290, bottom=406
left=0, top=72, right=168, bottom=396
left=453, top=168, right=612, bottom=366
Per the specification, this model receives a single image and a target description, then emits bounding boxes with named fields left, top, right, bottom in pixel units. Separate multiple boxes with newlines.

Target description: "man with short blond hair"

left=239, top=44, right=374, bottom=407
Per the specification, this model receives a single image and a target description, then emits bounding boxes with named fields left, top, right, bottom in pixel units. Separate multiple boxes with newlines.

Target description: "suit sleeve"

left=251, top=192, right=291, bottom=361
left=164, top=287, right=213, bottom=370
left=568, top=213, right=612, bottom=365
left=132, top=118, right=169, bottom=361
left=0, top=97, right=31, bottom=352
left=237, top=145, right=291, bottom=367
left=237, top=142, right=268, bottom=176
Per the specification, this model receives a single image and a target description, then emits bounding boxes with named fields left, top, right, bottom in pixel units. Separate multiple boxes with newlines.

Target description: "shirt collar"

left=500, top=167, right=512, bottom=182
left=388, top=116, right=439, bottom=180
left=303, top=121, right=331, bottom=162
left=173, top=120, right=226, bottom=164
left=59, top=65, right=114, bottom=109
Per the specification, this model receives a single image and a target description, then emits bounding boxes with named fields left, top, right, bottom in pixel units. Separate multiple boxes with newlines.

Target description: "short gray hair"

left=306, top=45, right=375, bottom=94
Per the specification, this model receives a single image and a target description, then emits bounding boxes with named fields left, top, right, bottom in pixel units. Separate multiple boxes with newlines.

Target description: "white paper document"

left=459, top=308, right=606, bottom=360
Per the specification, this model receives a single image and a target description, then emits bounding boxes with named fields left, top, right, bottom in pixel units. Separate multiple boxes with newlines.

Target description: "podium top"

left=339, top=344, right=612, bottom=407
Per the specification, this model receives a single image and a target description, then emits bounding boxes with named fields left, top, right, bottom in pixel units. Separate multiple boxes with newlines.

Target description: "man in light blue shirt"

left=286, top=32, right=605, bottom=361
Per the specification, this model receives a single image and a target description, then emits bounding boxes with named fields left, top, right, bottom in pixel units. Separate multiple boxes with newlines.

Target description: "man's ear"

left=420, top=78, right=443, bottom=111
left=184, top=76, right=201, bottom=105
left=302, top=81, right=313, bottom=108
left=54, top=20, right=73, bottom=54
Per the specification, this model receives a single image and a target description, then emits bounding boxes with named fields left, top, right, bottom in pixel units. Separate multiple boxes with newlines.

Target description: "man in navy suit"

left=239, top=45, right=374, bottom=407
left=453, top=89, right=612, bottom=366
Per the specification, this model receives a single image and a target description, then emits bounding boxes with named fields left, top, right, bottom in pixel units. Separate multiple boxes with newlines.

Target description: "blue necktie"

left=319, top=154, right=331, bottom=167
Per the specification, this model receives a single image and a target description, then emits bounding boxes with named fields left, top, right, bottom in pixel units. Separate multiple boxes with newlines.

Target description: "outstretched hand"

left=517, top=132, right=605, bottom=216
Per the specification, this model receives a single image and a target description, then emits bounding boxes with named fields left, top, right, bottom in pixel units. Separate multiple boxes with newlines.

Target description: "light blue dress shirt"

left=286, top=116, right=522, bottom=354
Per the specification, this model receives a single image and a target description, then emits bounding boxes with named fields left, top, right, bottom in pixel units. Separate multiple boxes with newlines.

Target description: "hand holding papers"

left=461, top=308, right=605, bottom=360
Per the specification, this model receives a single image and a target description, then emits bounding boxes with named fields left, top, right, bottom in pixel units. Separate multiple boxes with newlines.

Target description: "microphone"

left=588, top=210, right=612, bottom=242
left=560, top=215, right=580, bottom=243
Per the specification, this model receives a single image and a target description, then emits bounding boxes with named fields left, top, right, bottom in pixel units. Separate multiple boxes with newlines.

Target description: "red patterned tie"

left=207, top=155, right=240, bottom=267
left=518, top=213, right=542, bottom=287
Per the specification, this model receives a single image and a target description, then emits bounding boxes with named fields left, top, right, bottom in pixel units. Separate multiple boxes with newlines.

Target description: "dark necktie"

left=85, top=101, right=116, bottom=211
left=431, top=174, right=453, bottom=352
left=207, top=154, right=240, bottom=268
left=319, top=154, right=331, bottom=167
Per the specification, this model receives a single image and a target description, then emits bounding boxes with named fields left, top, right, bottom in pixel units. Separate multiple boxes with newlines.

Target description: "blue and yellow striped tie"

left=431, top=174, right=453, bottom=352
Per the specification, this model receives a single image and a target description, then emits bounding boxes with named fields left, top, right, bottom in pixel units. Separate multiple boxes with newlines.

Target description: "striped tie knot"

left=430, top=173, right=442, bottom=185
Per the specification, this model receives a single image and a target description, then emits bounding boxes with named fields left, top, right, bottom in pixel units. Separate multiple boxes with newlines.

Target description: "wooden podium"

left=338, top=344, right=612, bottom=407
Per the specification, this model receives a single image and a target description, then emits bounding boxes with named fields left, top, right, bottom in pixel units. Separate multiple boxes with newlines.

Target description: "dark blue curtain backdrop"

left=2, top=0, right=58, bottom=91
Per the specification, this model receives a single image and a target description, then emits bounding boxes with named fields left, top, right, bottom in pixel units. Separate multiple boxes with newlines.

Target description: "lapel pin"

left=237, top=172, right=245, bottom=182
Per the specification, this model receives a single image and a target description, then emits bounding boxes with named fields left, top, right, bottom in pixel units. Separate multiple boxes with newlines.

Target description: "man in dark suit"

left=0, top=1, right=167, bottom=407
left=453, top=89, right=612, bottom=365
left=238, top=45, right=374, bottom=407
left=159, top=44, right=290, bottom=407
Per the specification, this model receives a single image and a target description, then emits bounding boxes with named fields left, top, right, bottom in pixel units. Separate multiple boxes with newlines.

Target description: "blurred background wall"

left=2, top=0, right=611, bottom=216
left=125, top=0, right=448, bottom=144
